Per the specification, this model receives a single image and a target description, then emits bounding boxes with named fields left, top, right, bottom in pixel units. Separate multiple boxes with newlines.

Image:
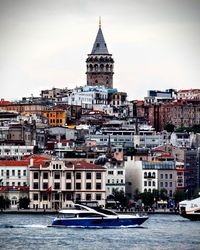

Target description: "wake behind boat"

left=179, top=197, right=200, bottom=221
left=51, top=204, right=148, bottom=228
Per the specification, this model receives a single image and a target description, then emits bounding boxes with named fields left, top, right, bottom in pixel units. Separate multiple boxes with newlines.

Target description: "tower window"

left=96, top=43, right=100, bottom=47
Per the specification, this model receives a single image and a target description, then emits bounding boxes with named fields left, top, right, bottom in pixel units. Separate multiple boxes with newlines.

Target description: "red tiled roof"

left=0, top=160, right=29, bottom=166
left=0, top=101, right=12, bottom=105
left=73, top=160, right=105, bottom=170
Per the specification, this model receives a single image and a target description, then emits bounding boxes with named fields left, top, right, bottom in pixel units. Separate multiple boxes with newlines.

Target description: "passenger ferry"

left=51, top=204, right=148, bottom=228
left=179, top=197, right=200, bottom=221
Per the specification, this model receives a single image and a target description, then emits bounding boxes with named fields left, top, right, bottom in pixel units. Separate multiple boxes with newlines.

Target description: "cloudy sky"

left=0, top=0, right=200, bottom=101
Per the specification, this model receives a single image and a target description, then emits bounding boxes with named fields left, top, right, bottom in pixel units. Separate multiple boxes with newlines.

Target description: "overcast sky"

left=0, top=0, right=200, bottom=101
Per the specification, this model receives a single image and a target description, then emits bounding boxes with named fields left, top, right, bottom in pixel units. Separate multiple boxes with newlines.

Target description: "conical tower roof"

left=91, top=23, right=109, bottom=55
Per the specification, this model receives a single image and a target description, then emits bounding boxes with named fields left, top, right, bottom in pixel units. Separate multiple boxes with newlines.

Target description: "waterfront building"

left=86, top=20, right=114, bottom=89
left=0, top=160, right=29, bottom=208
left=29, top=159, right=106, bottom=209
left=104, top=159, right=125, bottom=197
left=142, top=160, right=177, bottom=198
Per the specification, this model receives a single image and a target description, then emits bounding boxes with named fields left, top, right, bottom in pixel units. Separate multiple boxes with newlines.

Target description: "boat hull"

left=180, top=213, right=200, bottom=221
left=51, top=216, right=148, bottom=228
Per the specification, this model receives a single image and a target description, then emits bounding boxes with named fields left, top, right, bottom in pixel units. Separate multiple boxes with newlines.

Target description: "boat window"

left=78, top=213, right=105, bottom=218
left=58, top=213, right=77, bottom=218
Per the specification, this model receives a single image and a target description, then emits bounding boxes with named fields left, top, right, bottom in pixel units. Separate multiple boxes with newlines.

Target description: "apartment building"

left=29, top=160, right=106, bottom=209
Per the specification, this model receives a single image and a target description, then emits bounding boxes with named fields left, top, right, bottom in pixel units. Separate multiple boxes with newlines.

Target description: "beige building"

left=29, top=159, right=106, bottom=209
left=0, top=160, right=29, bottom=208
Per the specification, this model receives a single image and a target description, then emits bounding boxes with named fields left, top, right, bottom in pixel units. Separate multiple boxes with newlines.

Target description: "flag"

left=46, top=186, right=52, bottom=192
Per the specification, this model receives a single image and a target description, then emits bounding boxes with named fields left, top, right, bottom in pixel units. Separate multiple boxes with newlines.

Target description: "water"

left=0, top=214, right=199, bottom=250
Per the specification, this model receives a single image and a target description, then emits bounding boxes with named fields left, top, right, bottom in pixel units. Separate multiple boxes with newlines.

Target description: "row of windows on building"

left=33, top=172, right=102, bottom=180
left=108, top=170, right=123, bottom=175
left=1, top=182, right=27, bottom=186
left=143, top=172, right=173, bottom=179
left=1, top=169, right=27, bottom=177
left=107, top=179, right=124, bottom=184
left=144, top=180, right=173, bottom=187
left=32, top=182, right=102, bottom=190
left=32, top=192, right=102, bottom=201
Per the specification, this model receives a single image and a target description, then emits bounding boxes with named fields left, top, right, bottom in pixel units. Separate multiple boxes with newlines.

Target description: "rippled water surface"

left=0, top=213, right=199, bottom=250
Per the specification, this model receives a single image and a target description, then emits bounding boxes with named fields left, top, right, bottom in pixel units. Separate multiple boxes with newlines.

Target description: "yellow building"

left=43, top=110, right=66, bottom=127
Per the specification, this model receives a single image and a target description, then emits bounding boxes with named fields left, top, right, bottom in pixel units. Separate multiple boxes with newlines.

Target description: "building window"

left=33, top=172, right=38, bottom=179
left=148, top=181, right=151, bottom=186
left=66, top=183, right=71, bottom=189
left=165, top=182, right=168, bottom=187
left=169, top=174, right=173, bottom=179
left=66, top=172, right=71, bottom=179
left=160, top=174, right=163, bottom=179
left=96, top=173, right=101, bottom=179
left=23, top=170, right=26, bottom=176
left=86, top=183, right=91, bottom=190
left=18, top=170, right=21, bottom=177
left=6, top=170, right=9, bottom=177
left=160, top=182, right=163, bottom=187
left=117, top=171, right=123, bottom=175
left=76, top=183, right=81, bottom=190
left=144, top=172, right=147, bottom=178
left=54, top=172, right=60, bottom=179
left=96, top=183, right=101, bottom=190
left=165, top=174, right=168, bottom=179
left=76, top=172, right=81, bottom=179
left=144, top=181, right=147, bottom=186
left=43, top=194, right=48, bottom=201
left=12, top=170, right=15, bottom=176
left=152, top=181, right=155, bottom=187
left=66, top=193, right=72, bottom=200
left=108, top=171, right=113, bottom=175
left=169, top=182, right=172, bottom=187
left=86, top=194, right=91, bottom=201
left=54, top=183, right=60, bottom=190
left=33, top=193, right=38, bottom=201
left=86, top=172, right=91, bottom=179
left=76, top=194, right=81, bottom=201
left=96, top=194, right=101, bottom=200
left=43, top=183, right=48, bottom=189
left=43, top=172, right=48, bottom=179
left=33, top=182, right=39, bottom=189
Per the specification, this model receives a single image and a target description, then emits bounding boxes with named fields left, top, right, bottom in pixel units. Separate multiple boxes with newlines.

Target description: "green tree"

left=152, top=189, right=159, bottom=201
left=19, top=197, right=30, bottom=209
left=173, top=190, right=186, bottom=204
left=134, top=188, right=140, bottom=201
left=139, top=192, right=154, bottom=206
left=160, top=188, right=168, bottom=201
left=164, top=124, right=175, bottom=133
left=0, top=195, right=10, bottom=210
left=112, top=189, right=127, bottom=207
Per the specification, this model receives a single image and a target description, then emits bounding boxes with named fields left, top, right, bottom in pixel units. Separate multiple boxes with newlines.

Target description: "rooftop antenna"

left=99, top=16, right=101, bottom=28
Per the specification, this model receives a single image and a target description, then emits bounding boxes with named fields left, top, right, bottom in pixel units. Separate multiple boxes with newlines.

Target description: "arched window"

left=144, top=172, right=147, bottom=178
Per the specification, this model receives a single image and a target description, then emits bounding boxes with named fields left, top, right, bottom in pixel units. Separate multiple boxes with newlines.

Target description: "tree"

left=0, top=195, right=10, bottom=210
left=173, top=190, right=186, bottom=204
left=134, top=188, right=140, bottom=201
left=139, top=192, right=154, bottom=206
left=164, top=124, right=175, bottom=133
left=19, top=197, right=30, bottom=209
left=112, top=189, right=127, bottom=207
left=152, top=189, right=159, bottom=201
left=160, top=188, right=168, bottom=201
